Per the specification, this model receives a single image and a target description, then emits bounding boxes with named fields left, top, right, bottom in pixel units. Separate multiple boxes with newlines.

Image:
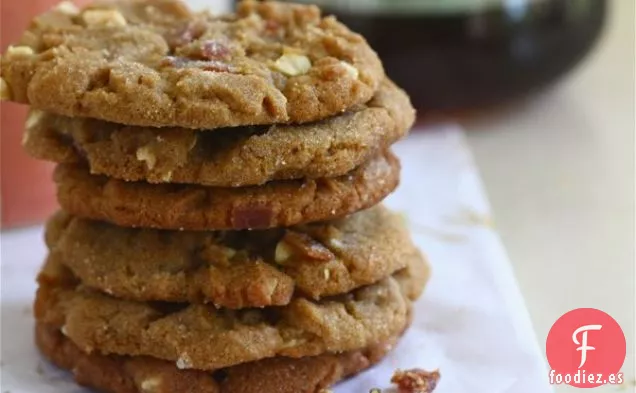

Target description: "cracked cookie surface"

left=54, top=150, right=400, bottom=230
left=35, top=256, right=427, bottom=370
left=45, top=206, right=425, bottom=307
left=1, top=0, right=384, bottom=128
left=23, top=79, right=413, bottom=186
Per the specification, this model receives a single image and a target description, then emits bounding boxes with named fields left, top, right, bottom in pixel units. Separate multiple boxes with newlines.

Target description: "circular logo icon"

left=546, top=308, right=626, bottom=388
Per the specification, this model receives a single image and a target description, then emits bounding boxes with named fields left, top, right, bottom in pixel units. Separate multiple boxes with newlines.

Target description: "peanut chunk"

left=0, top=78, right=11, bottom=101
left=82, top=9, right=127, bottom=27
left=136, top=146, right=156, bottom=170
left=140, top=377, right=162, bottom=392
left=273, top=54, right=311, bottom=76
left=55, top=1, right=79, bottom=15
left=6, top=45, right=35, bottom=59
left=26, top=110, right=44, bottom=130
left=340, top=61, right=359, bottom=79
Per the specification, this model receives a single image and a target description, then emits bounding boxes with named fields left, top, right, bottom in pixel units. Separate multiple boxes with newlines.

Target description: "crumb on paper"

left=36, top=362, right=45, bottom=375
left=408, top=222, right=467, bottom=243
left=391, top=368, right=440, bottom=393
left=394, top=210, right=467, bottom=243
left=445, top=206, right=494, bottom=228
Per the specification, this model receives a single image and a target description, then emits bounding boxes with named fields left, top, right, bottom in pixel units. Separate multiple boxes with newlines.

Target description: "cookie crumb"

left=391, top=368, right=440, bottom=393
left=369, top=389, right=382, bottom=393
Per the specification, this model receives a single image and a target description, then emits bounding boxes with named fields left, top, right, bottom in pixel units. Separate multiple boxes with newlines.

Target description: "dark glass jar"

left=270, top=0, right=606, bottom=114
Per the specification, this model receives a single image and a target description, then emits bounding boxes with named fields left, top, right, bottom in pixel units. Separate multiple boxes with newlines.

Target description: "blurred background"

left=1, top=0, right=634, bottom=391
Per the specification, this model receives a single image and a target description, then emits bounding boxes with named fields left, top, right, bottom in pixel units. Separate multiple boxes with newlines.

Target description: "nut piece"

left=82, top=9, right=127, bottom=27
left=160, top=170, right=173, bottom=182
left=25, top=110, right=44, bottom=130
left=54, top=1, right=79, bottom=15
left=175, top=354, right=193, bottom=369
left=340, top=61, right=359, bottom=79
left=140, top=377, right=162, bottom=392
left=275, top=231, right=335, bottom=264
left=136, top=146, right=156, bottom=170
left=6, top=46, right=35, bottom=59
left=273, top=54, right=311, bottom=76
left=274, top=240, right=293, bottom=264
left=391, top=368, right=441, bottom=393
left=0, top=78, right=11, bottom=101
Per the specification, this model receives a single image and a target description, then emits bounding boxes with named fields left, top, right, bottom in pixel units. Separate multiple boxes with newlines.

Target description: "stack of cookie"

left=1, top=0, right=430, bottom=392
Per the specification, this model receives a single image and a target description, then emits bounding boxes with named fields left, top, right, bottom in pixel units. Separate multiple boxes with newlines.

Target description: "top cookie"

left=0, top=0, right=384, bottom=128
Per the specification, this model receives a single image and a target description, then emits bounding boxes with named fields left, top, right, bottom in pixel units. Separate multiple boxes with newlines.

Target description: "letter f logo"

left=572, top=324, right=602, bottom=368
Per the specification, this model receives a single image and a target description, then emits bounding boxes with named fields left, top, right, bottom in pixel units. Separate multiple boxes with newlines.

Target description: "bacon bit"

left=264, top=19, right=281, bottom=36
left=391, top=369, right=440, bottom=393
left=201, top=40, right=230, bottom=60
left=231, top=205, right=274, bottom=229
left=280, top=231, right=335, bottom=262
left=161, top=55, right=188, bottom=67
left=166, top=21, right=206, bottom=49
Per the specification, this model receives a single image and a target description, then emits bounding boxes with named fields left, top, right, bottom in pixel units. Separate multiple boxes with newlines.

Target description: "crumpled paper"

left=0, top=125, right=553, bottom=393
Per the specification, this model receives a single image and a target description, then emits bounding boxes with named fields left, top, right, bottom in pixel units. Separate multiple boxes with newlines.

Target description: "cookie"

left=35, top=256, right=426, bottom=370
left=23, top=79, right=413, bottom=187
left=36, top=322, right=400, bottom=393
left=53, top=151, right=400, bottom=230
left=45, top=205, right=425, bottom=307
left=1, top=0, right=384, bottom=128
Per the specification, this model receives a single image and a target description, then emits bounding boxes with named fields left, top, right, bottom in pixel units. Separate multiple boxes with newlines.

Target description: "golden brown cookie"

left=53, top=151, right=400, bottom=230
left=36, top=322, right=400, bottom=393
left=35, top=256, right=428, bottom=370
left=45, top=206, right=425, bottom=307
left=1, top=0, right=384, bottom=128
left=23, top=80, right=413, bottom=187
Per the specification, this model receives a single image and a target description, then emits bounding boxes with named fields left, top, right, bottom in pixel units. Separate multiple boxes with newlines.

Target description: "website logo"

left=546, top=308, right=626, bottom=388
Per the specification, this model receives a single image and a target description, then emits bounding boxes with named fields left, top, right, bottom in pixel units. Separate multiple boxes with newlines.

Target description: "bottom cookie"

left=35, top=322, right=398, bottom=393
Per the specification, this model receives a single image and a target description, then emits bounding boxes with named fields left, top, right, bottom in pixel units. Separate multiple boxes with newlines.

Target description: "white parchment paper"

left=0, top=125, right=553, bottom=393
